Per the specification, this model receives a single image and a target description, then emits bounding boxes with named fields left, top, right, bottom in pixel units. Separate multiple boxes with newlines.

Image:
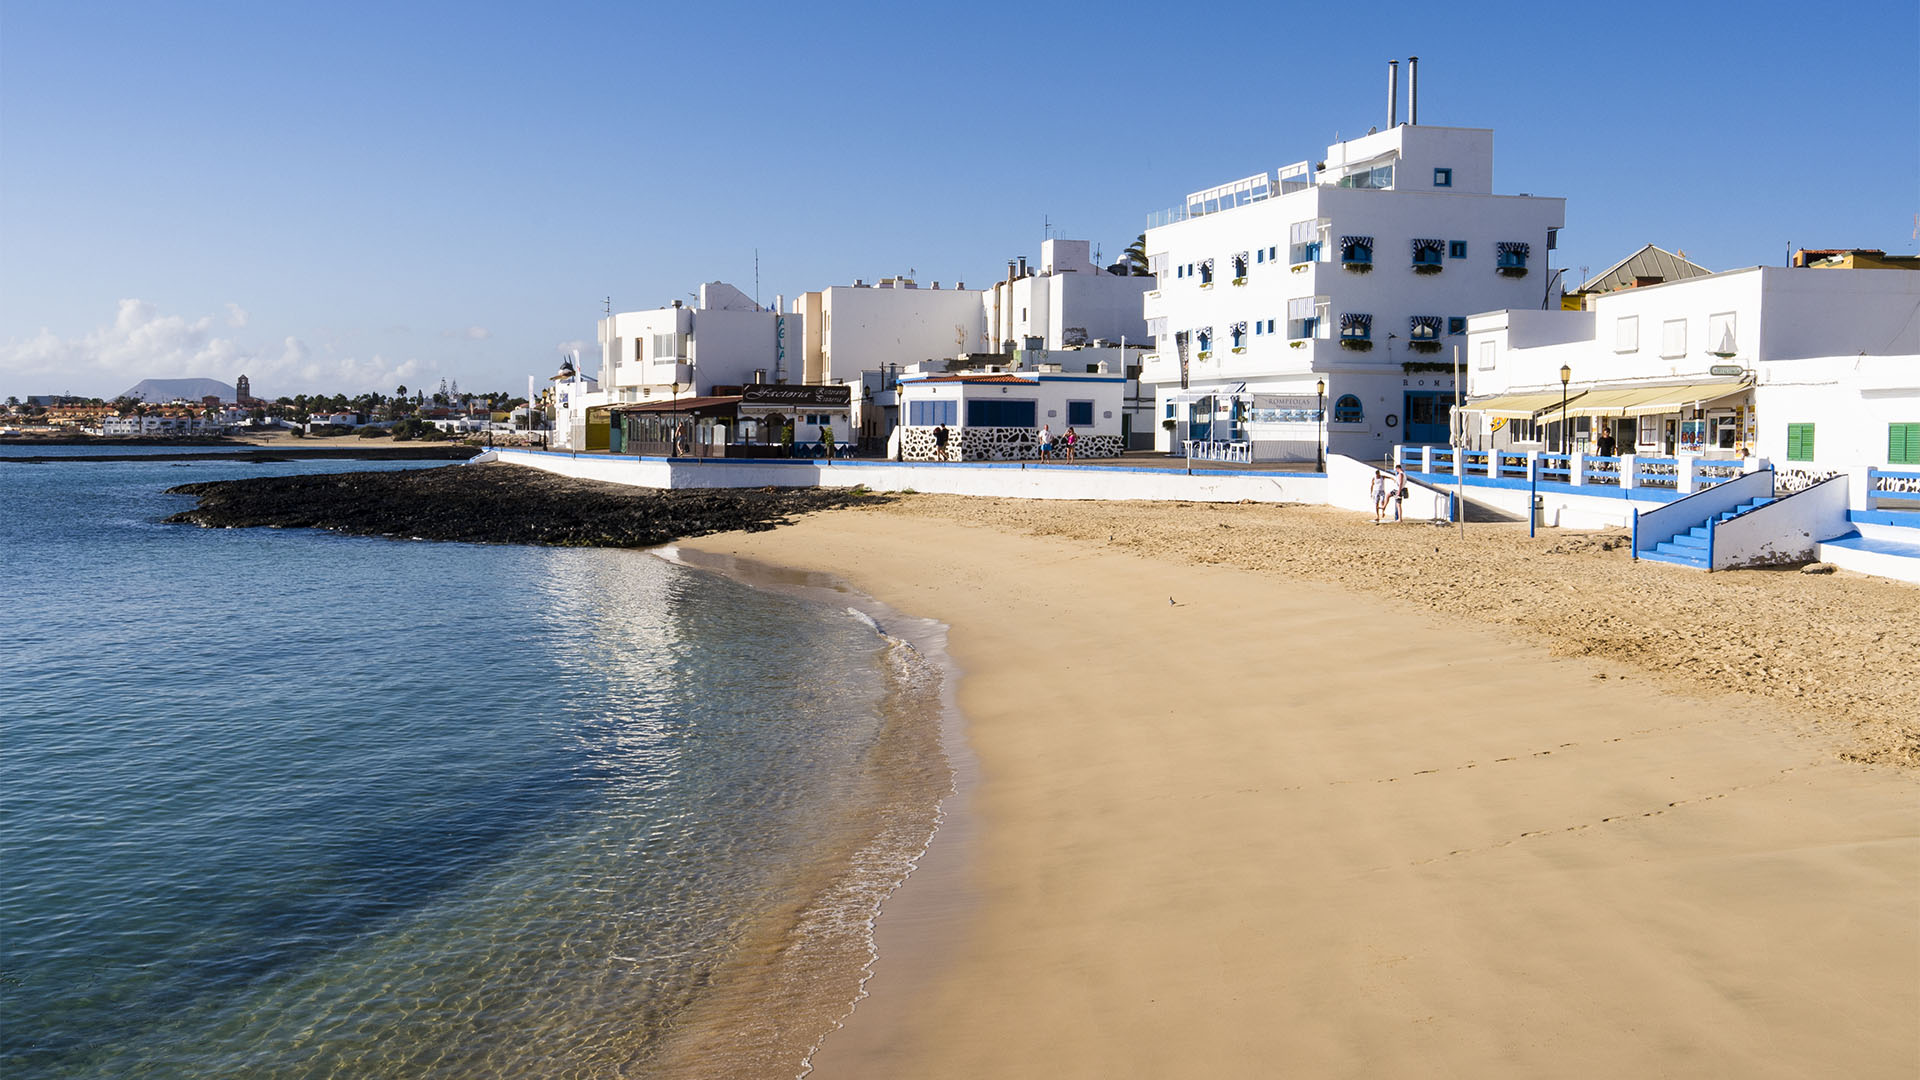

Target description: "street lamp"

left=1315, top=378, right=1326, bottom=472
left=1559, top=364, right=1572, bottom=455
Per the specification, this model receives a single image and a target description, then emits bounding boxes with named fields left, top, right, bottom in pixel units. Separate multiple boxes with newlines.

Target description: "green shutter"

left=1891, top=423, right=1920, bottom=465
left=1786, top=423, right=1814, bottom=462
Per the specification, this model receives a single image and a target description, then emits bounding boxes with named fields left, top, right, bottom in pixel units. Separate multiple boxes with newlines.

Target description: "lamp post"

left=1315, top=378, right=1326, bottom=472
left=670, top=380, right=681, bottom=457
left=1559, top=364, right=1572, bottom=455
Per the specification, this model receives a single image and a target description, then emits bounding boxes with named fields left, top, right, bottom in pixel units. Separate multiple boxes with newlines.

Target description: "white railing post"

left=1421, top=445, right=1435, bottom=473
left=1676, top=453, right=1698, bottom=495
left=1525, top=449, right=1541, bottom=483
left=1567, top=450, right=1586, bottom=487
left=1452, top=446, right=1466, bottom=482
left=1744, top=455, right=1769, bottom=475
left=1851, top=467, right=1876, bottom=512
left=1618, top=453, right=1637, bottom=492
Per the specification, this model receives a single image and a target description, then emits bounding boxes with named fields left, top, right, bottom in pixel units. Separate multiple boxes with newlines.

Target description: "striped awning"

left=1618, top=380, right=1750, bottom=416
left=1461, top=390, right=1587, bottom=418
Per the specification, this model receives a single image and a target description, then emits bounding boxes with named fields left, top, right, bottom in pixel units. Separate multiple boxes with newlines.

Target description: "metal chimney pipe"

left=1388, top=60, right=1399, bottom=128
left=1408, top=55, right=1419, bottom=124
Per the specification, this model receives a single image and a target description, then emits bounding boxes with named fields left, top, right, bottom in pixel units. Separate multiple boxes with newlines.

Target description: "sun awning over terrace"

left=1460, top=390, right=1588, bottom=418
left=1617, top=380, right=1750, bottom=416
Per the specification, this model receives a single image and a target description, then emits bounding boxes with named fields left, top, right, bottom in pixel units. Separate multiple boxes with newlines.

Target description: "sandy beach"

left=678, top=496, right=1919, bottom=1078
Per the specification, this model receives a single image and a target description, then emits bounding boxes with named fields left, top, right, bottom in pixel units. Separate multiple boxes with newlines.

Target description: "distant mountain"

left=118, top=378, right=237, bottom=403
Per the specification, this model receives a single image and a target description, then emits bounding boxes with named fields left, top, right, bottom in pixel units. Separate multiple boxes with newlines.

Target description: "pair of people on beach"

left=1036, top=424, right=1077, bottom=462
left=1371, top=465, right=1408, bottom=522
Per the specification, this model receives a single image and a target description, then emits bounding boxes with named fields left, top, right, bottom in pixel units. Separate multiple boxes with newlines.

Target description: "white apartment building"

left=1140, top=121, right=1565, bottom=462
left=985, top=239, right=1155, bottom=351
left=597, top=281, right=795, bottom=404
left=1464, top=265, right=1920, bottom=478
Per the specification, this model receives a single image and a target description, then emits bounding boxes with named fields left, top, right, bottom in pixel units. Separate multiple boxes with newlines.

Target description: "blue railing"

left=1538, top=452, right=1570, bottom=481
left=1496, top=450, right=1529, bottom=479
left=1872, top=468, right=1920, bottom=509
left=1586, top=455, right=1622, bottom=486
left=1636, top=457, right=1679, bottom=489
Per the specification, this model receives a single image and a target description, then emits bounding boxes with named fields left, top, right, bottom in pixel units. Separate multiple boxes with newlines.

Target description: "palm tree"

left=1123, top=233, right=1150, bottom=276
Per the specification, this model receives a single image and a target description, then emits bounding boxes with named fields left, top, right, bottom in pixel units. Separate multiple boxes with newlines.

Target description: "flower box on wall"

left=1231, top=347, right=1247, bottom=354
left=1409, top=340, right=1443, bottom=354
left=1196, top=351, right=1212, bottom=361
left=1289, top=340, right=1306, bottom=349
left=1412, top=263, right=1443, bottom=275
left=1343, top=262, right=1373, bottom=274
left=1339, top=338, right=1374, bottom=352
left=1231, top=277, right=1247, bottom=286
left=1496, top=266, right=1529, bottom=278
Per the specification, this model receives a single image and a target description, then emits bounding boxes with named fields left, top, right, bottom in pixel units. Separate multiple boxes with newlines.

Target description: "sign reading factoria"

left=741, top=384, right=851, bottom=407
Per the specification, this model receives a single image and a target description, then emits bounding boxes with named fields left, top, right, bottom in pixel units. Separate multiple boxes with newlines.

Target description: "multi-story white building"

left=1140, top=121, right=1565, bottom=462
left=596, top=281, right=794, bottom=405
left=1463, top=265, right=1920, bottom=479
left=985, top=239, right=1155, bottom=351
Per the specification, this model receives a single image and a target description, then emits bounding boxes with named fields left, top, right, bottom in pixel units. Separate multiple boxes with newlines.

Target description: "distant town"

left=3, top=374, right=539, bottom=441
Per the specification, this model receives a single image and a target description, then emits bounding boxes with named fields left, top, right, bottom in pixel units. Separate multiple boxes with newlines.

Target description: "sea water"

left=0, top=451, right=950, bottom=1078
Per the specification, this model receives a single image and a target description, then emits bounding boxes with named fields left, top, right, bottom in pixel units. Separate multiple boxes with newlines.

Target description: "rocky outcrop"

left=165, top=462, right=884, bottom=547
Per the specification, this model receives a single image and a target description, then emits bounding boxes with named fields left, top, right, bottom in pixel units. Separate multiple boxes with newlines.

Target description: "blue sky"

left=3, top=0, right=1914, bottom=401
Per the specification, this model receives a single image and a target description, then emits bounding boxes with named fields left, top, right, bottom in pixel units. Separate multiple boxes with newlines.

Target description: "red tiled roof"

left=913, top=374, right=1038, bottom=384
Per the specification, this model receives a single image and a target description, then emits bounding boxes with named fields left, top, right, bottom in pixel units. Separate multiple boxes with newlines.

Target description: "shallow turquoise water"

left=0, top=453, right=943, bottom=1078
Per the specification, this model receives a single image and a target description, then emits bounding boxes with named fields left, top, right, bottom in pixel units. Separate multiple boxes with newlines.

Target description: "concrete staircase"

left=1637, top=497, right=1777, bottom=568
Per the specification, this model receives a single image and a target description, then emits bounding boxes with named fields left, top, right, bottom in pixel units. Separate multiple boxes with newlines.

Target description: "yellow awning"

left=1619, top=380, right=1750, bottom=416
left=1555, top=386, right=1657, bottom=417
left=1462, top=390, right=1587, bottom=418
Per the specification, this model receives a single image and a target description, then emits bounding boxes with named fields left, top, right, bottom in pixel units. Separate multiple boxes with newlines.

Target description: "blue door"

left=1404, top=391, right=1453, bottom=444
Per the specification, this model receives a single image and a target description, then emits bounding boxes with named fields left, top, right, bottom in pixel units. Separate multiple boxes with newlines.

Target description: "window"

left=1411, top=238, right=1445, bottom=267
left=1448, top=240, right=1467, bottom=259
left=1447, top=316, right=1467, bottom=335
left=1289, top=219, right=1329, bottom=264
left=1230, top=321, right=1247, bottom=349
left=1508, top=417, right=1538, bottom=443
left=1786, top=423, right=1815, bottom=461
left=1338, top=164, right=1393, bottom=189
left=1339, top=312, right=1372, bottom=340
left=1255, top=248, right=1264, bottom=264
left=1196, top=328, right=1213, bottom=353
left=1433, top=167, right=1452, bottom=187
left=1232, top=252, right=1249, bottom=279
left=909, top=399, right=956, bottom=426
left=652, top=333, right=688, bottom=360
left=1889, top=422, right=1920, bottom=464
left=633, top=338, right=643, bottom=361
left=1661, top=319, right=1688, bottom=359
left=1198, top=259, right=1214, bottom=285
left=1288, top=296, right=1329, bottom=339
left=1176, top=265, right=1184, bottom=279
left=1254, top=321, right=1263, bottom=336
left=967, top=399, right=1037, bottom=428
left=1478, top=340, right=1496, bottom=369
left=1339, top=235, right=1373, bottom=265
left=1615, top=315, right=1639, bottom=352
left=1496, top=242, right=1530, bottom=269
left=1266, top=318, right=1276, bottom=334
left=1148, top=253, right=1168, bottom=279
left=1409, top=315, right=1441, bottom=341
left=1067, top=400, right=1094, bottom=426
left=1707, top=311, right=1738, bottom=356
left=1333, top=394, right=1363, bottom=422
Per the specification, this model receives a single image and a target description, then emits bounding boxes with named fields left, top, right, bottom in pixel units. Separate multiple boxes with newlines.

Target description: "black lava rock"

left=165, top=463, right=884, bottom=547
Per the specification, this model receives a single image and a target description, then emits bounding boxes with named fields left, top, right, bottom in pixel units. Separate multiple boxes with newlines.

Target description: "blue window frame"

left=909, top=399, right=956, bottom=426
left=966, top=399, right=1037, bottom=428
left=1255, top=249, right=1265, bottom=263
left=1448, top=240, right=1467, bottom=259
left=1254, top=321, right=1263, bottom=336
left=1067, top=400, right=1094, bottom=426
left=1447, top=316, right=1467, bottom=335
left=1333, top=394, right=1363, bottom=422
left=1433, top=167, right=1452, bottom=187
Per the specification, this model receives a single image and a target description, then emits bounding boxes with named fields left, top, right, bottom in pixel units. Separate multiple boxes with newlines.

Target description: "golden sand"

left=680, top=496, right=1919, bottom=1079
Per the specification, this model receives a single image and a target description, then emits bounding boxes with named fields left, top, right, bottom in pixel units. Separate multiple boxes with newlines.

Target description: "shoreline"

left=676, top=499, right=1918, bottom=1078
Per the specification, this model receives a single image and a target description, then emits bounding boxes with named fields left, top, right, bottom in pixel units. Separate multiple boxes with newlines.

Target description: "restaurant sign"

left=740, top=384, right=851, bottom=408
left=1708, top=364, right=1744, bottom=377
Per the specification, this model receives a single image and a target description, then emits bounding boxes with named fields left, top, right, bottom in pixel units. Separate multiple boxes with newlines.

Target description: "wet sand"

left=679, top=496, right=1919, bottom=1079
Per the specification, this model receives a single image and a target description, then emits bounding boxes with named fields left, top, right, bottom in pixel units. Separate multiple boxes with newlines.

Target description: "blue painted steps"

left=1637, top=497, right=1776, bottom=569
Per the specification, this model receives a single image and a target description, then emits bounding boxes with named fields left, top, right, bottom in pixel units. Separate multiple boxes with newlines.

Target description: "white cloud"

left=443, top=325, right=491, bottom=340
left=0, top=299, right=441, bottom=399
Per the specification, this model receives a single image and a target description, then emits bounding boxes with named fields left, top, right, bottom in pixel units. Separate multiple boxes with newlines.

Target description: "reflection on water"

left=1, top=459, right=952, bottom=1079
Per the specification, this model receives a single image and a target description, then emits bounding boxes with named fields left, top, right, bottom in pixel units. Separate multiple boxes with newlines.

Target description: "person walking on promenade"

left=1064, top=426, right=1077, bottom=463
left=1392, top=463, right=1407, bottom=522
left=933, top=423, right=950, bottom=462
left=1597, top=423, right=1617, bottom=458
left=1038, top=424, right=1054, bottom=460
left=1370, top=470, right=1389, bottom=523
